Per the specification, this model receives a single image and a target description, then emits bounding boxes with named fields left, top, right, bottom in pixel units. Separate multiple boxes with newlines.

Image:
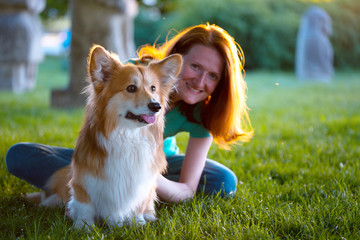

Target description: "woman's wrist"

left=156, top=175, right=195, bottom=203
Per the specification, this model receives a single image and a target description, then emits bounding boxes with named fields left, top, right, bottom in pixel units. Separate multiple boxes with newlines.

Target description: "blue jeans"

left=6, top=142, right=237, bottom=197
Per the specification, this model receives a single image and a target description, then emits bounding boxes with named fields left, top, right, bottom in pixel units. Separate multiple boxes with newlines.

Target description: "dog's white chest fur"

left=90, top=129, right=156, bottom=215
left=69, top=127, right=159, bottom=228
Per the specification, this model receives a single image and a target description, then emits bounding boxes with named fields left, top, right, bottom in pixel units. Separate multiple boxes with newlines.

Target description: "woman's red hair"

left=138, top=23, right=253, bottom=149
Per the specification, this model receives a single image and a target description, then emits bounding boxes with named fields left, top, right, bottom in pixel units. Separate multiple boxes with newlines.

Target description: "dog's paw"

left=135, top=215, right=147, bottom=225
left=125, top=214, right=146, bottom=227
left=73, top=220, right=86, bottom=229
left=143, top=213, right=157, bottom=222
left=104, top=215, right=126, bottom=228
left=73, top=219, right=95, bottom=231
left=39, top=194, right=64, bottom=208
left=24, top=192, right=43, bottom=205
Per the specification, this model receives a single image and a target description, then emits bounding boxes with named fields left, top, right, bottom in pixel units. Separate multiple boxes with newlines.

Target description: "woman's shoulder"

left=166, top=103, right=210, bottom=138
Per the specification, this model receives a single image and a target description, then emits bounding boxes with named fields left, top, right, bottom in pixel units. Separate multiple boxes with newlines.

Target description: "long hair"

left=138, top=23, right=253, bottom=149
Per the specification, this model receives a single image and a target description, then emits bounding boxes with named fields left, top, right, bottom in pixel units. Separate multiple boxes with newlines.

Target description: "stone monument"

left=295, top=6, right=334, bottom=82
left=51, top=0, right=138, bottom=107
left=0, top=0, right=45, bottom=93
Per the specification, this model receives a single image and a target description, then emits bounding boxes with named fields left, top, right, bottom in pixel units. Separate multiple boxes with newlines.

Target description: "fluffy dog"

left=26, top=45, right=182, bottom=229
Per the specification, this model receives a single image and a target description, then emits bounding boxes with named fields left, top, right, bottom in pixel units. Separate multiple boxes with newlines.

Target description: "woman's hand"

left=156, top=175, right=195, bottom=203
left=156, top=136, right=213, bottom=202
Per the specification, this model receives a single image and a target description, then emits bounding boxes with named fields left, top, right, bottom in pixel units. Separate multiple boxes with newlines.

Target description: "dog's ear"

left=88, top=45, right=120, bottom=84
left=150, top=54, right=183, bottom=87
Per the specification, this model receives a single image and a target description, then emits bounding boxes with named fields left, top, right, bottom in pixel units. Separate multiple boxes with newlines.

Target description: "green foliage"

left=40, top=0, right=360, bottom=70
left=1, top=57, right=359, bottom=239
left=135, top=0, right=360, bottom=70
left=134, top=6, right=165, bottom=48
left=158, top=0, right=301, bottom=70
left=40, top=0, right=69, bottom=20
left=323, top=0, right=360, bottom=70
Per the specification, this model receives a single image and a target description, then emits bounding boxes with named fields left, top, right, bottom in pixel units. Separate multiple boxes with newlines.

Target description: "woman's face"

left=175, top=44, right=224, bottom=105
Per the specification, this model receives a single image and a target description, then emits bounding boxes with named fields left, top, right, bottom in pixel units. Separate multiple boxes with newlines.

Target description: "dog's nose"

left=148, top=102, right=161, bottom=113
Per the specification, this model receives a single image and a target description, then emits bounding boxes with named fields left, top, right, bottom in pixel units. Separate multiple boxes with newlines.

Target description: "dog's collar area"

left=125, top=112, right=156, bottom=124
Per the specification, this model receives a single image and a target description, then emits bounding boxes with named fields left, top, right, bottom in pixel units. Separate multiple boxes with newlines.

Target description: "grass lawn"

left=1, top=57, right=359, bottom=239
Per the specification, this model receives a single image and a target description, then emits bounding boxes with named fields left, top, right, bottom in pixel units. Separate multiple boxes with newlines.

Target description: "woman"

left=6, top=23, right=253, bottom=203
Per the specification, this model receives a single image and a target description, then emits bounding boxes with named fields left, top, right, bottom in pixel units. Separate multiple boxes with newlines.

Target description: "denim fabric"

left=6, top=143, right=73, bottom=190
left=165, top=155, right=237, bottom=197
left=6, top=143, right=237, bottom=196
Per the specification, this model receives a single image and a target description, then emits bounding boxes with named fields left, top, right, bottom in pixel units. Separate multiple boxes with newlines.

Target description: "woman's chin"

left=182, top=96, right=205, bottom=105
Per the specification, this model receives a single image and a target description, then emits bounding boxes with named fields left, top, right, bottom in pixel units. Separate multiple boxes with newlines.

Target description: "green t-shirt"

left=163, top=104, right=210, bottom=156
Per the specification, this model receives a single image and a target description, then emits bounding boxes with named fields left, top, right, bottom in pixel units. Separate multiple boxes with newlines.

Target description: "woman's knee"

left=199, top=160, right=238, bottom=197
left=6, top=142, right=32, bottom=176
left=6, top=142, right=72, bottom=189
left=212, top=168, right=237, bottom=197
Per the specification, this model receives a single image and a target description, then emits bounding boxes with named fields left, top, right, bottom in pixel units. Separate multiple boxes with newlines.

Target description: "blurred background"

left=1, top=0, right=359, bottom=102
left=40, top=0, right=359, bottom=71
left=1, top=2, right=360, bottom=238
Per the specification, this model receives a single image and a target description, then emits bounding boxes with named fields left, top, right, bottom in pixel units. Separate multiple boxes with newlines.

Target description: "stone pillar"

left=295, top=6, right=334, bottom=82
left=0, top=0, right=45, bottom=93
left=51, top=0, right=138, bottom=108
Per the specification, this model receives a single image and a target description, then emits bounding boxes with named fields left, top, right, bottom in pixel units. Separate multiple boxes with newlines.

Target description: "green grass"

left=1, top=57, right=359, bottom=239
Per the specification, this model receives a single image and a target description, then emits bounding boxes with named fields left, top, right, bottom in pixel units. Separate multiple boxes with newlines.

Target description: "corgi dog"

left=26, top=45, right=182, bottom=229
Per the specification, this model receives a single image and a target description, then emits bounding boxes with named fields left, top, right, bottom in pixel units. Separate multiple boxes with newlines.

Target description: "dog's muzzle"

left=148, top=102, right=161, bottom=113
left=125, top=102, right=161, bottom=124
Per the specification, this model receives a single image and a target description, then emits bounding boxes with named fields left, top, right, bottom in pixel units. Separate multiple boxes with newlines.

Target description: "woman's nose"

left=194, top=72, right=207, bottom=88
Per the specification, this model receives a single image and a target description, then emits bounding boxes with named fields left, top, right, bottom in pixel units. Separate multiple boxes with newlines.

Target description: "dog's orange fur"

left=25, top=45, right=182, bottom=224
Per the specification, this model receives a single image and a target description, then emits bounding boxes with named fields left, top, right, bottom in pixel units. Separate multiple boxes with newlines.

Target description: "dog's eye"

left=151, top=85, right=156, bottom=92
left=126, top=85, right=137, bottom=93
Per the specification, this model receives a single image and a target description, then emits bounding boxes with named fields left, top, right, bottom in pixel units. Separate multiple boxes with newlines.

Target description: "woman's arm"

left=156, top=136, right=213, bottom=202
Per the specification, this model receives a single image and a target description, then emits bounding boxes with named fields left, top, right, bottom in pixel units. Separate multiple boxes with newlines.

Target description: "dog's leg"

left=123, top=212, right=146, bottom=227
left=137, top=187, right=157, bottom=223
left=25, top=191, right=65, bottom=208
left=24, top=192, right=43, bottom=205
left=68, top=198, right=95, bottom=230
left=143, top=201, right=157, bottom=223
left=39, top=193, right=64, bottom=207
left=105, top=213, right=127, bottom=228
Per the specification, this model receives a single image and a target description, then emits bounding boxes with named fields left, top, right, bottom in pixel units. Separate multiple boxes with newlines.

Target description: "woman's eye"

left=191, top=64, right=200, bottom=70
left=208, top=73, right=218, bottom=81
left=126, top=85, right=137, bottom=93
left=151, top=85, right=156, bottom=92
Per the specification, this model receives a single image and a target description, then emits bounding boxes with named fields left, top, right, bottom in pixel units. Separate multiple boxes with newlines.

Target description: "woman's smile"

left=186, top=82, right=202, bottom=94
left=173, top=44, right=223, bottom=105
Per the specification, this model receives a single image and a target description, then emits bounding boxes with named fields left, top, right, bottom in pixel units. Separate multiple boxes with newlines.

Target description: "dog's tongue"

left=141, top=115, right=156, bottom=124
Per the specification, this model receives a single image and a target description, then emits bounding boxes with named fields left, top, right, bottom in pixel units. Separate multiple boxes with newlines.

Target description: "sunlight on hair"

left=137, top=23, right=254, bottom=149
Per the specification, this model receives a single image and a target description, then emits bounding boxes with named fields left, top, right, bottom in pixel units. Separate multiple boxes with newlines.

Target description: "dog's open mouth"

left=125, top=112, right=156, bottom=124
